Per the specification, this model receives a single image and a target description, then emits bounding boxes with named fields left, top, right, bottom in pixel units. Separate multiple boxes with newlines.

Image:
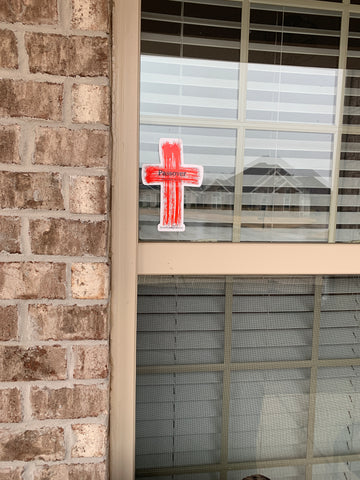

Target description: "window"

left=111, top=1, right=360, bottom=479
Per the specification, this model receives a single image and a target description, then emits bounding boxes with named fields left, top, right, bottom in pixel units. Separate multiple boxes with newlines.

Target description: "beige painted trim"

left=110, top=0, right=140, bottom=478
left=138, top=243, right=360, bottom=275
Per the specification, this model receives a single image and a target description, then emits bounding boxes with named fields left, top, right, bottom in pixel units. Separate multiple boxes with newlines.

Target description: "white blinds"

left=136, top=275, right=360, bottom=478
left=139, top=1, right=360, bottom=243
left=139, top=124, right=237, bottom=241
left=136, top=371, right=223, bottom=468
left=228, top=368, right=310, bottom=462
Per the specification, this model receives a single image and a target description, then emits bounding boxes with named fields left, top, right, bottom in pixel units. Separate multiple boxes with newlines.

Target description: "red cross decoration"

left=142, top=138, right=203, bottom=232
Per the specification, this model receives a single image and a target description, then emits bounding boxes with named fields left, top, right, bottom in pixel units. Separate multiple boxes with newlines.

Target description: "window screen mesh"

left=136, top=275, right=360, bottom=478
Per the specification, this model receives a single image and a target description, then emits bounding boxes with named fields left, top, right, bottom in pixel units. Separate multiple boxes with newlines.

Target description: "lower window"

left=135, top=275, right=360, bottom=479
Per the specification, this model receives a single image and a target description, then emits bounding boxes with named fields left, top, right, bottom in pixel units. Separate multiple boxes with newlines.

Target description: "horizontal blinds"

left=228, top=368, right=310, bottom=462
left=139, top=124, right=237, bottom=241
left=249, top=5, right=341, bottom=69
left=312, top=462, right=360, bottom=479
left=232, top=276, right=315, bottom=362
left=314, top=366, right=360, bottom=457
left=140, top=56, right=239, bottom=119
left=336, top=134, right=360, bottom=242
left=141, top=0, right=241, bottom=62
left=246, top=63, right=338, bottom=125
left=247, top=4, right=340, bottom=126
left=343, top=15, right=360, bottom=126
left=136, top=275, right=360, bottom=476
left=137, top=277, right=226, bottom=365
left=241, top=130, right=333, bottom=242
left=136, top=371, right=223, bottom=468
left=319, top=276, right=360, bottom=359
left=228, top=466, right=306, bottom=480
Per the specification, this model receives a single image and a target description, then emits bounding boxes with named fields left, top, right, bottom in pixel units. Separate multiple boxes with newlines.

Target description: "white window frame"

left=111, top=0, right=360, bottom=478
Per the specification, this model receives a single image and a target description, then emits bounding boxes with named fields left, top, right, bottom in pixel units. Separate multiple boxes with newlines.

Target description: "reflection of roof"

left=139, top=160, right=331, bottom=194
left=242, top=162, right=330, bottom=193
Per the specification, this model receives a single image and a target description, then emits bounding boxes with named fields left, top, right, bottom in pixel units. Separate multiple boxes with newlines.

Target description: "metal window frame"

left=111, top=0, right=360, bottom=478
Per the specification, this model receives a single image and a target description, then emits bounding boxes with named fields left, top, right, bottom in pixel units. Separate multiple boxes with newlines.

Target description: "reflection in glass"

left=139, top=124, right=237, bottom=241
left=228, top=369, right=310, bottom=462
left=139, top=1, right=360, bottom=243
left=136, top=372, right=223, bottom=468
left=241, top=130, right=333, bottom=242
left=314, top=366, right=360, bottom=457
left=246, top=64, right=337, bottom=124
left=337, top=134, right=360, bottom=242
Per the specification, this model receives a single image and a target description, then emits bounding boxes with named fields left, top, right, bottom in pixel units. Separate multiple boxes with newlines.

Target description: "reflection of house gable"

left=139, top=160, right=331, bottom=215
left=241, top=162, right=331, bottom=214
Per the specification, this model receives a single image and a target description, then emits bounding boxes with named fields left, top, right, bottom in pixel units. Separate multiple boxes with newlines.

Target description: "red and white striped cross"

left=142, top=138, right=203, bottom=231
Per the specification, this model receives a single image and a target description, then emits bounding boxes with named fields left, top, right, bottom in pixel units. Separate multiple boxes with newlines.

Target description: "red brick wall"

left=0, top=1, right=110, bottom=478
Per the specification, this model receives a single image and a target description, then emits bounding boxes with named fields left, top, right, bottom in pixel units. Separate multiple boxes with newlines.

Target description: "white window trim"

left=111, top=0, right=360, bottom=478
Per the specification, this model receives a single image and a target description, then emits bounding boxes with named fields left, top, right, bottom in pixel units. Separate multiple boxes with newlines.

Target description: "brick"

left=71, top=263, right=109, bottom=299
left=0, top=0, right=57, bottom=24
left=0, top=346, right=67, bottom=381
left=0, top=216, right=20, bottom=253
left=29, top=304, right=108, bottom=340
left=31, top=384, right=107, bottom=420
left=34, top=127, right=109, bottom=167
left=0, top=427, right=65, bottom=461
left=30, top=218, right=107, bottom=256
left=72, top=84, right=109, bottom=125
left=26, top=33, right=108, bottom=77
left=73, top=345, right=108, bottom=379
left=0, top=125, right=20, bottom=164
left=0, top=306, right=18, bottom=340
left=0, top=79, right=63, bottom=120
left=72, top=0, right=109, bottom=32
left=0, top=388, right=21, bottom=423
left=70, top=176, right=107, bottom=214
left=34, top=462, right=106, bottom=480
left=0, top=467, right=23, bottom=480
left=0, top=263, right=66, bottom=299
left=0, top=30, right=18, bottom=69
left=0, top=172, right=64, bottom=210
left=71, top=424, right=106, bottom=458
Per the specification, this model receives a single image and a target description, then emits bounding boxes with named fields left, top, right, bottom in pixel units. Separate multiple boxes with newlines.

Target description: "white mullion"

left=232, top=0, right=250, bottom=242
left=141, top=114, right=338, bottom=133
left=328, top=5, right=350, bottom=243
left=220, top=278, right=234, bottom=480
left=305, top=276, right=323, bottom=480
left=136, top=452, right=360, bottom=478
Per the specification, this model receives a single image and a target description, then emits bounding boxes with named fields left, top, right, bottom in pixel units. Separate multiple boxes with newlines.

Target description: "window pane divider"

left=138, top=243, right=360, bottom=275
left=220, top=278, right=234, bottom=479
left=305, top=276, right=323, bottom=480
left=140, top=114, right=339, bottom=133
left=135, top=452, right=360, bottom=478
left=233, top=0, right=249, bottom=242
left=328, top=7, right=350, bottom=243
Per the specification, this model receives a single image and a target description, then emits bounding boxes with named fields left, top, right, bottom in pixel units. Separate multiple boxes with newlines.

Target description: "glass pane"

left=336, top=135, right=360, bottom=243
left=141, top=56, right=239, bottom=119
left=249, top=6, right=341, bottom=69
left=343, top=15, right=360, bottom=125
left=319, top=276, right=360, bottom=359
left=246, top=63, right=338, bottom=124
left=137, top=276, right=225, bottom=365
left=136, top=372, right=223, bottom=468
left=248, top=6, right=340, bottom=125
left=232, top=276, right=315, bottom=362
left=314, top=366, right=360, bottom=457
left=313, top=462, right=360, bottom=479
left=228, top=368, right=310, bottom=462
left=241, top=130, right=333, bottom=242
left=228, top=466, right=306, bottom=480
left=139, top=125, right=237, bottom=241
